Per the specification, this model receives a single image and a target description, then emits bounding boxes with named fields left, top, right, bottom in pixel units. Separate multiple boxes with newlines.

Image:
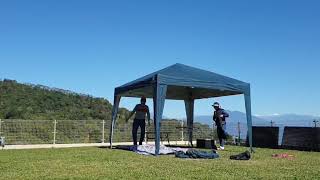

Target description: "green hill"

left=0, top=79, right=129, bottom=120
left=0, top=79, right=214, bottom=144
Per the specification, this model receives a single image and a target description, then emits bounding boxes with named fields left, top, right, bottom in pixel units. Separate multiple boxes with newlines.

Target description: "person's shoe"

left=139, top=142, right=143, bottom=145
left=218, top=146, right=225, bottom=150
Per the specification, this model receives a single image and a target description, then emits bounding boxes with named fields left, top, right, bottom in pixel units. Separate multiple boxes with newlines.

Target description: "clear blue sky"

left=1, top=0, right=320, bottom=118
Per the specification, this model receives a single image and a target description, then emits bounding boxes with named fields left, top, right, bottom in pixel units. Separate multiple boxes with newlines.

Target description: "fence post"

left=53, top=120, right=57, bottom=145
left=181, top=120, right=184, bottom=143
left=237, top=121, right=241, bottom=146
left=102, top=120, right=105, bottom=143
left=212, top=121, right=215, bottom=139
left=313, top=119, right=319, bottom=128
left=0, top=119, right=2, bottom=137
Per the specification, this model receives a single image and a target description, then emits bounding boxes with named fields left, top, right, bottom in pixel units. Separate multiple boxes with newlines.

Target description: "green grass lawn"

left=0, top=146, right=319, bottom=180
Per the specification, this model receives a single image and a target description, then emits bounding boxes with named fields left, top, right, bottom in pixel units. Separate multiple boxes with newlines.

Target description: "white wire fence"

left=0, top=119, right=220, bottom=145
left=0, top=119, right=249, bottom=145
left=2, top=119, right=317, bottom=146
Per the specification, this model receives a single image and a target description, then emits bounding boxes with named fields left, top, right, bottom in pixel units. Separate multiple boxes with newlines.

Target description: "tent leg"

left=109, top=95, right=121, bottom=149
left=184, top=99, right=194, bottom=147
left=244, top=90, right=253, bottom=153
left=153, top=84, right=167, bottom=156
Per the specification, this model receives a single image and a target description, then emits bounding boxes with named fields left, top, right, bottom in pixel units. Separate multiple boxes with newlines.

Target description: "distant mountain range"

left=256, top=114, right=319, bottom=126
left=195, top=111, right=319, bottom=127
left=194, top=111, right=319, bottom=139
left=194, top=111, right=268, bottom=126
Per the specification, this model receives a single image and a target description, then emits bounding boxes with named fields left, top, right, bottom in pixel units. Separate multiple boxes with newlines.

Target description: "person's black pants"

left=217, top=124, right=227, bottom=147
left=132, top=119, right=146, bottom=145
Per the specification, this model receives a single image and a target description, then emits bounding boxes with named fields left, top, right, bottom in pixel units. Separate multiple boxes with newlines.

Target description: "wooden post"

left=102, top=120, right=105, bottom=143
left=0, top=119, right=2, bottom=137
left=313, top=119, right=319, bottom=128
left=181, top=121, right=184, bottom=143
left=270, top=120, right=274, bottom=127
left=53, top=120, right=57, bottom=145
left=237, top=121, right=241, bottom=146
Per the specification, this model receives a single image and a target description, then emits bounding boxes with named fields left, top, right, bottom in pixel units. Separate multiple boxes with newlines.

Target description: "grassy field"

left=0, top=146, right=319, bottom=180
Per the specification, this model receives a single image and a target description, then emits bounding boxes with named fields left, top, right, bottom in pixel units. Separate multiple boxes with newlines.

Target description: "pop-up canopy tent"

left=109, top=63, right=253, bottom=155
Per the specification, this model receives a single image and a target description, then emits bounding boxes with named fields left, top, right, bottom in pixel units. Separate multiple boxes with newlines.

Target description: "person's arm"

left=126, top=105, right=137, bottom=123
left=221, top=110, right=229, bottom=118
left=147, top=106, right=151, bottom=126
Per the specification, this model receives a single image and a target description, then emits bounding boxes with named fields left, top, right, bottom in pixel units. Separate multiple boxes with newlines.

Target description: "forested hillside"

left=0, top=79, right=129, bottom=120
left=0, top=79, right=214, bottom=144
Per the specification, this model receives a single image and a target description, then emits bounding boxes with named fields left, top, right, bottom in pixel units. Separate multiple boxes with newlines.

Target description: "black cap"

left=212, top=102, right=220, bottom=107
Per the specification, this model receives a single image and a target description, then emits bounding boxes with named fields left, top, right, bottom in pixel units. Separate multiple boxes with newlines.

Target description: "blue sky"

left=1, top=0, right=320, bottom=118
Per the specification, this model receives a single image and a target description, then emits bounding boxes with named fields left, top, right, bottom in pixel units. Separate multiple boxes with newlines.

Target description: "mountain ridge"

left=194, top=111, right=319, bottom=127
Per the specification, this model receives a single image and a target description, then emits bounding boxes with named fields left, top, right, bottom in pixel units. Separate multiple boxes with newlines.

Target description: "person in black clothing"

left=213, top=102, right=229, bottom=150
left=126, top=97, right=151, bottom=145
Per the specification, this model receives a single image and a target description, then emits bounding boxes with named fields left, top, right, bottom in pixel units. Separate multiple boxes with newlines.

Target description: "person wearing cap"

left=126, top=97, right=151, bottom=145
left=212, top=102, right=229, bottom=150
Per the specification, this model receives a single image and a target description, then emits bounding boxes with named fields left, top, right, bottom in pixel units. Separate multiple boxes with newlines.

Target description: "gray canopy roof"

left=115, top=63, right=250, bottom=99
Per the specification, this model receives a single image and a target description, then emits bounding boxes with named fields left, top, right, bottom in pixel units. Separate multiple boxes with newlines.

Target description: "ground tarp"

left=116, top=144, right=188, bottom=156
